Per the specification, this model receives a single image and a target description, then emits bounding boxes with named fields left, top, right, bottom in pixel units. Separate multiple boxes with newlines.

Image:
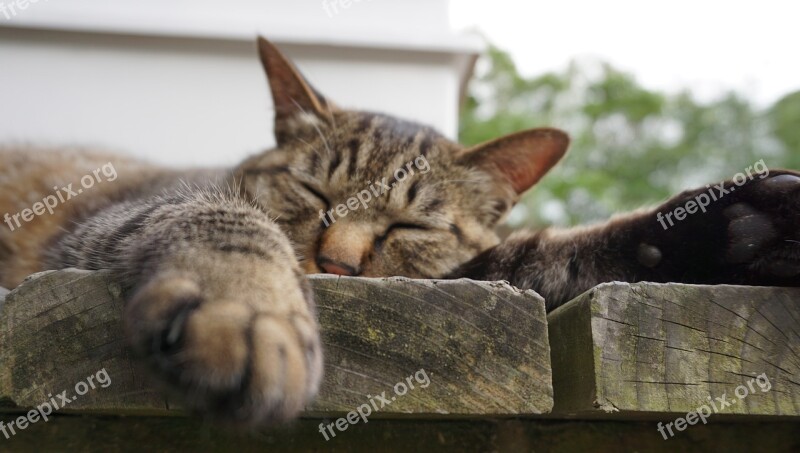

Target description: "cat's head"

left=236, top=37, right=569, bottom=278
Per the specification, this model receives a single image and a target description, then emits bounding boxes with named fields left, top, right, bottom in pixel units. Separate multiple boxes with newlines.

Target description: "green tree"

left=461, top=45, right=796, bottom=228
left=770, top=90, right=800, bottom=169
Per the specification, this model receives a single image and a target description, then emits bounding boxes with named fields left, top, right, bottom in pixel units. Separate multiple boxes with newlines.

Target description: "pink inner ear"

left=463, top=128, right=570, bottom=194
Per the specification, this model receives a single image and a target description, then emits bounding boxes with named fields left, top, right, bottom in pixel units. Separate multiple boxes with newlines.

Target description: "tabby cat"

left=1, top=37, right=799, bottom=425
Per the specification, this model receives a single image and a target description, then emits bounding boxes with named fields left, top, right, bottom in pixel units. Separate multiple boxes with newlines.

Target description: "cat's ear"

left=458, top=128, right=569, bottom=194
left=257, top=37, right=337, bottom=141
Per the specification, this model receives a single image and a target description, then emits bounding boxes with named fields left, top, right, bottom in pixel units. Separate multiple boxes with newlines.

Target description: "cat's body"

left=2, top=37, right=799, bottom=425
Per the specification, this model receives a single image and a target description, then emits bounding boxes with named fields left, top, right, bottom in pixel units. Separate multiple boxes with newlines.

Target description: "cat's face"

left=236, top=38, right=569, bottom=278
left=239, top=109, right=510, bottom=278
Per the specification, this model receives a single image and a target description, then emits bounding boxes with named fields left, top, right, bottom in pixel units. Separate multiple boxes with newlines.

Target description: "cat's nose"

left=316, top=223, right=372, bottom=276
left=316, top=257, right=360, bottom=276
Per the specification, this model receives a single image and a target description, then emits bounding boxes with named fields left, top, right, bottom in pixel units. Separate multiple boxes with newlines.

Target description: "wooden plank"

left=1, top=414, right=799, bottom=452
left=548, top=282, right=800, bottom=418
left=0, top=270, right=552, bottom=416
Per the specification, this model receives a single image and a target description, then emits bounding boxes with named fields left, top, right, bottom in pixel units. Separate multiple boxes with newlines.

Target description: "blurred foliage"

left=461, top=45, right=800, bottom=228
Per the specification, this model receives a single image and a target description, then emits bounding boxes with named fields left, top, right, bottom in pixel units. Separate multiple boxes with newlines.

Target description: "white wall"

left=0, top=0, right=482, bottom=167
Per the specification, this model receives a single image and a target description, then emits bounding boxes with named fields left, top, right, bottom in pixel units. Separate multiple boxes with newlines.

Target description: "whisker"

left=297, top=138, right=321, bottom=154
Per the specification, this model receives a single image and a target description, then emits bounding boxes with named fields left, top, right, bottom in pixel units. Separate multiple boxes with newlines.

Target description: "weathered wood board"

left=0, top=270, right=552, bottom=416
left=548, top=282, right=800, bottom=418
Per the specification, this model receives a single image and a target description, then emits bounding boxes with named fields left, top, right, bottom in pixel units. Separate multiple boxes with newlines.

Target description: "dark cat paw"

left=648, top=170, right=800, bottom=284
left=124, top=271, right=322, bottom=426
left=722, top=173, right=800, bottom=278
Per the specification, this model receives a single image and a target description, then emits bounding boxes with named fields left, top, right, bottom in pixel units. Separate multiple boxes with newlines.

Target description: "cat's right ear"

left=458, top=128, right=569, bottom=195
left=257, top=37, right=337, bottom=144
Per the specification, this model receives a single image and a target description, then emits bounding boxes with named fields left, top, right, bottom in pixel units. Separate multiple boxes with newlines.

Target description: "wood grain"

left=0, top=270, right=552, bottom=416
left=548, top=282, right=800, bottom=418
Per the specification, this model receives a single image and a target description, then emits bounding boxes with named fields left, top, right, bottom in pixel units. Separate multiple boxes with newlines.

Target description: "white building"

left=0, top=0, right=482, bottom=167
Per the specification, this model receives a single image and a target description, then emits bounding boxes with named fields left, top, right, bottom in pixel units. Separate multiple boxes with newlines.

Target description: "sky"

left=450, top=0, right=800, bottom=107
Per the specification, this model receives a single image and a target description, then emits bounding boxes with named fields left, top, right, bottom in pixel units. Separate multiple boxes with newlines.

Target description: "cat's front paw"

left=722, top=173, right=800, bottom=279
left=648, top=170, right=800, bottom=284
left=124, top=271, right=322, bottom=426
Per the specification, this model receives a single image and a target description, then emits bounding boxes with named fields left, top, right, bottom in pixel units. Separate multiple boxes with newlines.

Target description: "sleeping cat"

left=1, top=37, right=799, bottom=426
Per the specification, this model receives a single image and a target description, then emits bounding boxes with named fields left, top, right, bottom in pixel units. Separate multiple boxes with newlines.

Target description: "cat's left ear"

left=458, top=128, right=569, bottom=194
left=257, top=37, right=338, bottom=142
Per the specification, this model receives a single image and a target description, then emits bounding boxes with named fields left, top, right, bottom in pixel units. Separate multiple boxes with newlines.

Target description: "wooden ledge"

left=0, top=270, right=552, bottom=416
left=548, top=282, right=800, bottom=418
left=3, top=270, right=800, bottom=423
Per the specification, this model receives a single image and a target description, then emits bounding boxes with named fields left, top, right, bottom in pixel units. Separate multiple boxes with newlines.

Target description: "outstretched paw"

left=724, top=172, right=800, bottom=279
left=124, top=271, right=322, bottom=426
left=645, top=169, right=800, bottom=285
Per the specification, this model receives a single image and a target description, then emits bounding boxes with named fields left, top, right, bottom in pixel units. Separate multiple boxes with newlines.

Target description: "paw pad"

left=637, top=243, right=662, bottom=268
left=723, top=203, right=778, bottom=264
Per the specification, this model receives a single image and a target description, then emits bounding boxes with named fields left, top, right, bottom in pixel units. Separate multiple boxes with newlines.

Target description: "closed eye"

left=386, top=223, right=429, bottom=234
left=375, top=223, right=429, bottom=249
